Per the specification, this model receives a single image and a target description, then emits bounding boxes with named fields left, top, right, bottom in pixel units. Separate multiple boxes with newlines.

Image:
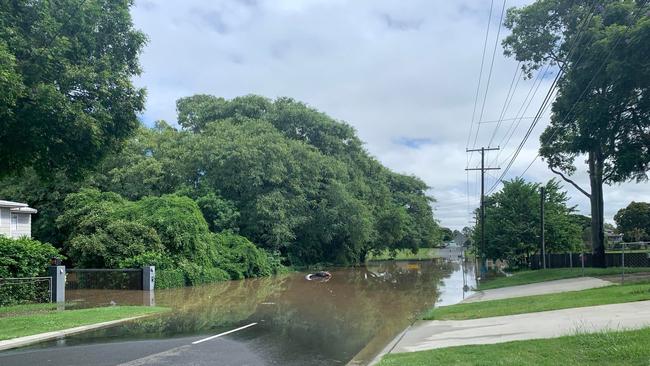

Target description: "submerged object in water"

left=305, top=271, right=332, bottom=281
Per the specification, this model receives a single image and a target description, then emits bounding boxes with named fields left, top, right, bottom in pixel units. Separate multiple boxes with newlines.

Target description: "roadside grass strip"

left=479, top=267, right=650, bottom=290
left=424, top=281, right=650, bottom=321
left=0, top=305, right=169, bottom=340
left=378, top=327, right=650, bottom=366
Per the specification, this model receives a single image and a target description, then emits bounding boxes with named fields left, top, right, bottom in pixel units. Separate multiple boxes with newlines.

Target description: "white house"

left=0, top=200, right=37, bottom=239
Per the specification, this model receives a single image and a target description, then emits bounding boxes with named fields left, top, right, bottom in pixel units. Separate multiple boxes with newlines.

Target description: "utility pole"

left=539, top=187, right=546, bottom=269
left=466, top=146, right=500, bottom=276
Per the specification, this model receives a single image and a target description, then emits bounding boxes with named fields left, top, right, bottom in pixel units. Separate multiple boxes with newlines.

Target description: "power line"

left=488, top=70, right=560, bottom=193
left=487, top=1, right=601, bottom=192
left=466, top=0, right=496, bottom=168
left=488, top=63, right=522, bottom=146
left=475, top=0, right=508, bottom=148
left=518, top=1, right=648, bottom=178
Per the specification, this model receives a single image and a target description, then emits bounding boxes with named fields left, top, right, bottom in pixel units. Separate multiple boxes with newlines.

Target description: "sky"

left=130, top=0, right=650, bottom=230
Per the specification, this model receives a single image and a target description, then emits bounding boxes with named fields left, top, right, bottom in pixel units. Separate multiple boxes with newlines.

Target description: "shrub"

left=215, top=232, right=273, bottom=277
left=156, top=268, right=185, bottom=289
left=0, top=237, right=61, bottom=305
left=200, top=267, right=230, bottom=283
left=0, top=237, right=60, bottom=277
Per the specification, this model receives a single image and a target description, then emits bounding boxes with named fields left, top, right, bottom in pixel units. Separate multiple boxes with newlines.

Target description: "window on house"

left=11, top=214, right=17, bottom=231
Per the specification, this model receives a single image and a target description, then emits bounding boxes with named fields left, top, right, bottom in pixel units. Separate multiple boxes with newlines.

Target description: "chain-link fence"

left=529, top=242, right=650, bottom=283
left=0, top=276, right=52, bottom=306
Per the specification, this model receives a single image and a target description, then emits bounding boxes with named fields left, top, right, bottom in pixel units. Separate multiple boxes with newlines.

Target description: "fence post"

left=570, top=253, right=573, bottom=268
left=142, top=266, right=155, bottom=291
left=48, top=266, right=65, bottom=303
left=581, top=253, right=585, bottom=277
left=621, top=243, right=625, bottom=284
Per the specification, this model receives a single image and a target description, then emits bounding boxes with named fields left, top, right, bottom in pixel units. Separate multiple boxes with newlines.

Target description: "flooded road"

left=1, top=257, right=475, bottom=366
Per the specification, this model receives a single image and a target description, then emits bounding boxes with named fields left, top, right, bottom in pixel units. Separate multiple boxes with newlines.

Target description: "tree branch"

left=603, top=170, right=615, bottom=184
left=549, top=167, right=591, bottom=198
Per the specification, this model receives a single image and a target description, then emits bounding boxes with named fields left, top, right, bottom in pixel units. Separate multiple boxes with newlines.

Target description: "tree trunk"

left=588, top=151, right=606, bottom=267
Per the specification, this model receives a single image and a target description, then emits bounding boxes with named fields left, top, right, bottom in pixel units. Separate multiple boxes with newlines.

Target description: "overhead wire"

left=517, top=0, right=648, bottom=178
left=487, top=1, right=600, bottom=193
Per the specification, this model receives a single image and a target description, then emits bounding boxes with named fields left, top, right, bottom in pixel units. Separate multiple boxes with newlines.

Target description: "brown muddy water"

left=56, top=258, right=475, bottom=365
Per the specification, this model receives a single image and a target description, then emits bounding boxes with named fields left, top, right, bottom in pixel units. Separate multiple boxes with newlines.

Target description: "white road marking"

left=191, top=323, right=258, bottom=345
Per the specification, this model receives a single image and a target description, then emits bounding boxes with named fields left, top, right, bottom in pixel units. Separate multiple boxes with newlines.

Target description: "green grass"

left=478, top=267, right=650, bottom=290
left=424, top=281, right=650, bottom=320
left=0, top=305, right=169, bottom=340
left=367, top=248, right=439, bottom=261
left=378, top=327, right=650, bottom=366
left=0, top=303, right=61, bottom=317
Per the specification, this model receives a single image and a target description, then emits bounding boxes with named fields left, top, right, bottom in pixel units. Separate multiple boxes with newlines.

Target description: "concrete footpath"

left=462, top=276, right=612, bottom=303
left=368, top=277, right=622, bottom=364
left=390, top=300, right=650, bottom=353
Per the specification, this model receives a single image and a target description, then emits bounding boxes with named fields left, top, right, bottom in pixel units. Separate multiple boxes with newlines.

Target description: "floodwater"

left=26, top=255, right=476, bottom=365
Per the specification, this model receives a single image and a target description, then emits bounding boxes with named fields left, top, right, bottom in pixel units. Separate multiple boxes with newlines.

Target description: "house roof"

left=0, top=200, right=37, bottom=214
left=10, top=207, right=38, bottom=214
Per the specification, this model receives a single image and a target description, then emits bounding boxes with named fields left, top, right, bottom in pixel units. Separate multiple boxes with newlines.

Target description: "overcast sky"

left=131, top=0, right=650, bottom=230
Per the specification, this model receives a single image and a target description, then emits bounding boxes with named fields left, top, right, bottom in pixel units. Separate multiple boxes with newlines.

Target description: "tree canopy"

left=0, top=0, right=146, bottom=178
left=1, top=95, right=440, bottom=267
left=503, top=0, right=650, bottom=266
left=614, top=202, right=650, bottom=242
left=475, top=178, right=582, bottom=267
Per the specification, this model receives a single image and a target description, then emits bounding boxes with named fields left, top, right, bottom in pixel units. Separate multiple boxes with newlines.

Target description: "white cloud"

left=131, top=0, right=649, bottom=230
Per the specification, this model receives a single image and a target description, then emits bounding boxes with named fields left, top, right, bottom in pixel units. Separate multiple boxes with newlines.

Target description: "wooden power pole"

left=466, top=146, right=500, bottom=276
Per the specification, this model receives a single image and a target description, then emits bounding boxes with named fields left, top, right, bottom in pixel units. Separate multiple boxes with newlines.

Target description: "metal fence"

left=531, top=252, right=650, bottom=270
left=66, top=268, right=144, bottom=290
left=0, top=276, right=52, bottom=306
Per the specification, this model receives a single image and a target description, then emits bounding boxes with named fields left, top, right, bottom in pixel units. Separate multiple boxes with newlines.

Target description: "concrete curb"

left=0, top=314, right=152, bottom=352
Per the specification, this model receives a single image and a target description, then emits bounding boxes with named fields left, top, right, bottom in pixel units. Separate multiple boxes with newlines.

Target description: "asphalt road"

left=0, top=332, right=266, bottom=366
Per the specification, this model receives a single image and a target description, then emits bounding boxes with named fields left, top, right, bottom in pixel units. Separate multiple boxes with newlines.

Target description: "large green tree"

left=476, top=178, right=582, bottom=267
left=94, top=95, right=440, bottom=265
left=0, top=0, right=146, bottom=178
left=503, top=0, right=650, bottom=267
left=614, top=201, right=650, bottom=242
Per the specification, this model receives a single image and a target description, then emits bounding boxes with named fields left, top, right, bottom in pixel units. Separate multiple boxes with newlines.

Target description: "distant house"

left=0, top=200, right=37, bottom=239
left=605, top=229, right=623, bottom=244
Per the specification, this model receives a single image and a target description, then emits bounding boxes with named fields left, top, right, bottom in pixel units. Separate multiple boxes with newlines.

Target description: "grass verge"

left=0, top=305, right=169, bottom=340
left=424, top=281, right=650, bottom=320
left=367, top=248, right=439, bottom=261
left=479, top=267, right=650, bottom=290
left=378, top=327, right=650, bottom=366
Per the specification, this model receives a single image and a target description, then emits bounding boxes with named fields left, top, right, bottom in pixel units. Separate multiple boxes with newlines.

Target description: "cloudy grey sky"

left=131, top=0, right=650, bottom=230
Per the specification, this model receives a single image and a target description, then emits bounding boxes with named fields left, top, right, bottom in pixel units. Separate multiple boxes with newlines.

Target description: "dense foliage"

left=56, top=189, right=281, bottom=287
left=614, top=202, right=650, bottom=242
left=69, top=95, right=437, bottom=266
left=0, top=237, right=60, bottom=305
left=0, top=0, right=146, bottom=178
left=0, top=95, right=440, bottom=284
left=503, top=0, right=650, bottom=266
left=474, top=178, right=582, bottom=267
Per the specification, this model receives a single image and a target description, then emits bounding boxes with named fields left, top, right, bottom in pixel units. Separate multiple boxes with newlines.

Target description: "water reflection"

left=62, top=258, right=475, bottom=365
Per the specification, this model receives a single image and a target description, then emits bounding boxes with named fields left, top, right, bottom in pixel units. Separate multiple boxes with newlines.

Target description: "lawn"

left=0, top=305, right=169, bottom=340
left=367, top=248, right=439, bottom=261
left=423, top=281, right=650, bottom=320
left=478, top=267, right=650, bottom=290
left=378, top=327, right=650, bottom=366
